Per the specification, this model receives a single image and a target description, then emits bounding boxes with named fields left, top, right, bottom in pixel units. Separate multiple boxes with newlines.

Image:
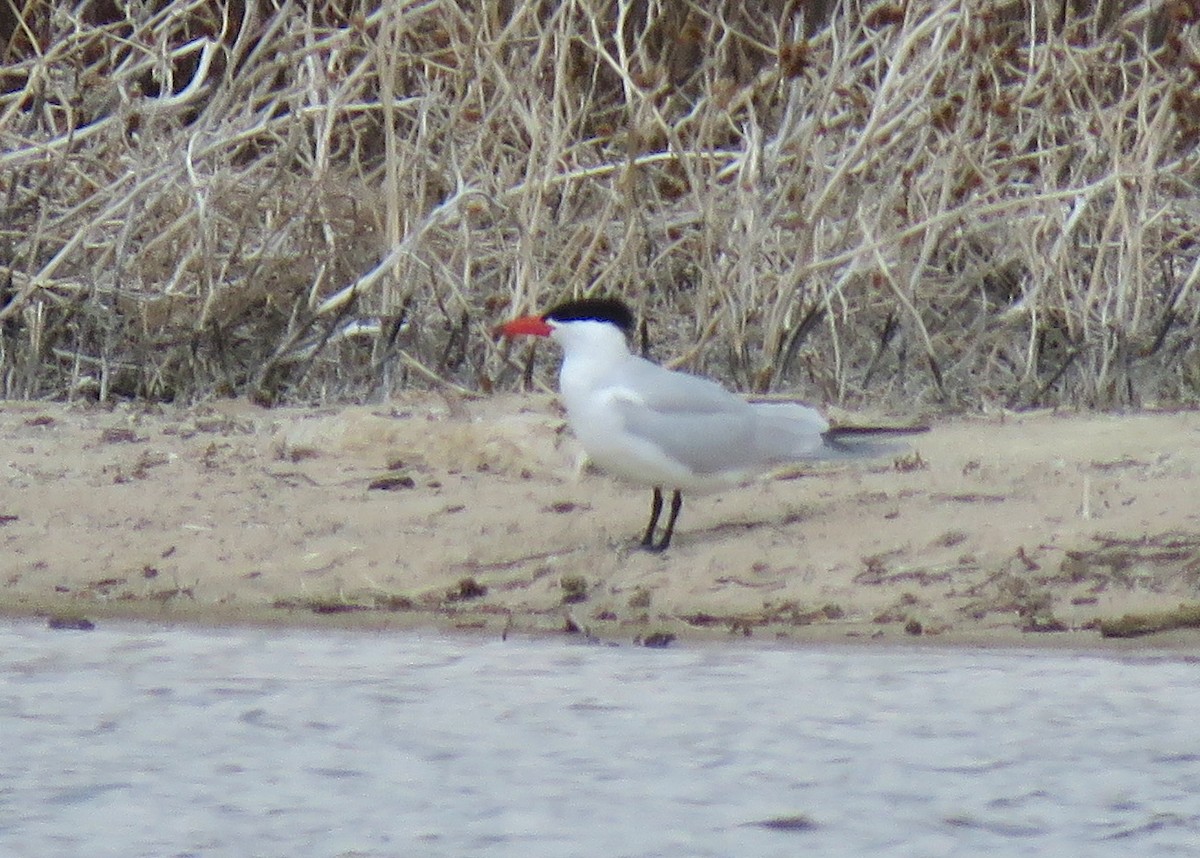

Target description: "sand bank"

left=3, top=397, right=1199, bottom=648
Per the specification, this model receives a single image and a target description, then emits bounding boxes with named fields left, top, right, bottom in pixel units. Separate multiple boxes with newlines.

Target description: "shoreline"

left=6, top=599, right=1200, bottom=655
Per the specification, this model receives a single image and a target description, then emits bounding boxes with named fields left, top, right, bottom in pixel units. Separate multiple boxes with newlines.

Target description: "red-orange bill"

left=501, top=316, right=552, bottom=337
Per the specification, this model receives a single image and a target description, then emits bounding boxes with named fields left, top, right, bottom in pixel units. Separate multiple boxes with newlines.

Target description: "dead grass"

left=0, top=1, right=1198, bottom=409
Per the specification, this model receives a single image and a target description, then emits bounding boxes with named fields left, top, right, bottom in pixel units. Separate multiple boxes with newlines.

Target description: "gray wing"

left=605, top=358, right=831, bottom=475
left=614, top=398, right=761, bottom=476
left=612, top=356, right=752, bottom=415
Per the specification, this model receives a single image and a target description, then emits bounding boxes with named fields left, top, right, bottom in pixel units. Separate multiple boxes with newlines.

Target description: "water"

left=2, top=620, right=1198, bottom=857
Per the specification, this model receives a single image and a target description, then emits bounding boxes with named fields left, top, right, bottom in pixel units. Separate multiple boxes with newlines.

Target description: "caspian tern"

left=501, top=297, right=920, bottom=551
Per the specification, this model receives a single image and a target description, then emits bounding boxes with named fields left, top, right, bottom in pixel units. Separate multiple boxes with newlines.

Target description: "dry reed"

left=0, top=0, right=1197, bottom=410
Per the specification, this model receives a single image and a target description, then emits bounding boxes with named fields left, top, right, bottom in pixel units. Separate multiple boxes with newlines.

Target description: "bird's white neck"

left=550, top=321, right=633, bottom=409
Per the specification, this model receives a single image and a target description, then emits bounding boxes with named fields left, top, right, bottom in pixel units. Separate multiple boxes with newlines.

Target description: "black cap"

left=543, top=298, right=635, bottom=333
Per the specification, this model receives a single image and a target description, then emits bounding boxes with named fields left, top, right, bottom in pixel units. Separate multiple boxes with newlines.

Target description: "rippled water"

left=2, top=620, right=1198, bottom=857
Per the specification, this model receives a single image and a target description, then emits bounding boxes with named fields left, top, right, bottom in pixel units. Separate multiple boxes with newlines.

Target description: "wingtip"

left=822, top=424, right=931, bottom=441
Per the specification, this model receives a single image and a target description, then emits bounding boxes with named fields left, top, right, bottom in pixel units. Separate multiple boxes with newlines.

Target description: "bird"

left=500, top=297, right=922, bottom=551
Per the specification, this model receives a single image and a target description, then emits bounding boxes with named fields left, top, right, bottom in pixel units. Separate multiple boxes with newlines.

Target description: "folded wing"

left=606, top=358, right=833, bottom=476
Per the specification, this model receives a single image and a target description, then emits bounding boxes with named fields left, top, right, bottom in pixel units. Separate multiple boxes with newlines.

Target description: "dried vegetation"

left=1, top=0, right=1198, bottom=408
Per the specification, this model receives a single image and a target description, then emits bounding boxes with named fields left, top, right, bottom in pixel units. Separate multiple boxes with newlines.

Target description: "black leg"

left=657, top=490, right=683, bottom=551
left=641, top=489, right=683, bottom=553
left=640, top=487, right=664, bottom=548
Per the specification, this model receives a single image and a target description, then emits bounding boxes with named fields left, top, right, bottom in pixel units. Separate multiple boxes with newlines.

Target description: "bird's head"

left=500, top=298, right=635, bottom=351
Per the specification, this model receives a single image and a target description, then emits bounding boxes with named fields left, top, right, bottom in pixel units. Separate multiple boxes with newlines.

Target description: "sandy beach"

left=2, top=395, right=1199, bottom=648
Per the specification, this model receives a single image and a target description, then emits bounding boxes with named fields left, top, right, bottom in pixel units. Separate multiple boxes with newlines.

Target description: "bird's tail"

left=819, top=424, right=929, bottom=459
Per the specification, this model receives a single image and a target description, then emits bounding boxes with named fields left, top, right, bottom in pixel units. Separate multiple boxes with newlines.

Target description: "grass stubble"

left=0, top=0, right=1196, bottom=411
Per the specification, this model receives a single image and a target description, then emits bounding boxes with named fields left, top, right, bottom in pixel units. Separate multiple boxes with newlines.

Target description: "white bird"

left=501, top=297, right=922, bottom=551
